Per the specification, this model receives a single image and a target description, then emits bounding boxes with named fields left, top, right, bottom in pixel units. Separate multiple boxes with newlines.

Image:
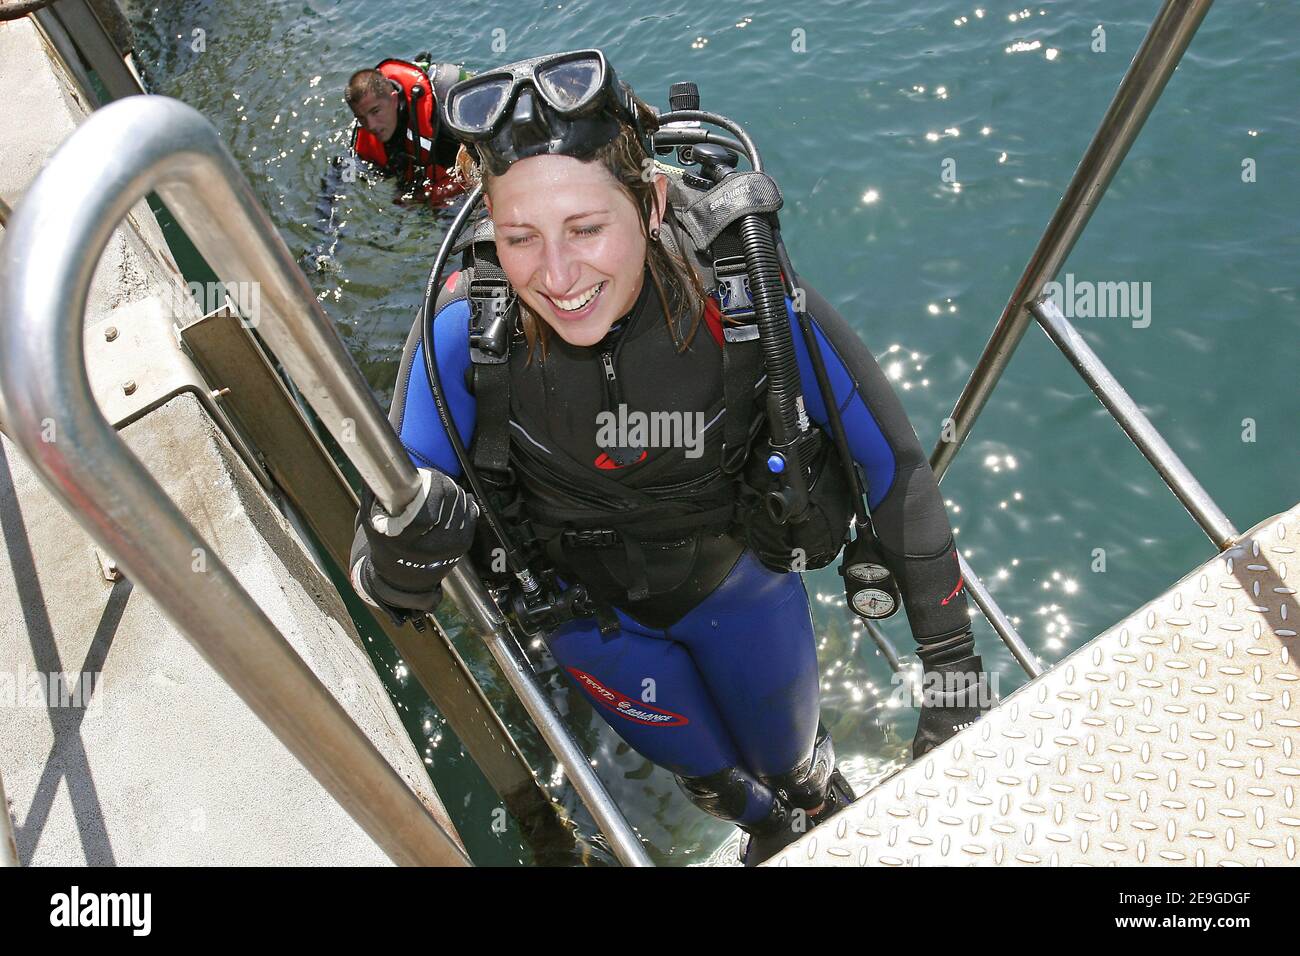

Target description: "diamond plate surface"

left=767, top=503, right=1300, bottom=867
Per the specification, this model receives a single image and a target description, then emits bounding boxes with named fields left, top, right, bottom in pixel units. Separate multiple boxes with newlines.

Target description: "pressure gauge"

left=844, top=561, right=892, bottom=585
left=850, top=587, right=897, bottom=620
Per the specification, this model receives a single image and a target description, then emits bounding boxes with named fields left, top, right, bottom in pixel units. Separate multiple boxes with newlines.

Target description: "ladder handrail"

left=929, top=0, right=1217, bottom=485
left=1032, top=297, right=1236, bottom=548
left=0, top=95, right=468, bottom=867
left=917, top=0, right=1234, bottom=678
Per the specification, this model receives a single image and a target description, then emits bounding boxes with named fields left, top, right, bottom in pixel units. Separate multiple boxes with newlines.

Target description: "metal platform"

left=768, top=502, right=1300, bottom=867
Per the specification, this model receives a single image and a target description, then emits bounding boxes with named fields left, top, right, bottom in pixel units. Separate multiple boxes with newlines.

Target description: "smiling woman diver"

left=349, top=49, right=992, bottom=865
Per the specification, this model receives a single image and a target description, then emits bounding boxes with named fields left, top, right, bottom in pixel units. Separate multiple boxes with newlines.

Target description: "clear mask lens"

left=452, top=79, right=512, bottom=132
left=536, top=58, right=603, bottom=111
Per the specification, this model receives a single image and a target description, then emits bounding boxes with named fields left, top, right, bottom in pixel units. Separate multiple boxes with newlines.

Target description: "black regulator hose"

left=772, top=227, right=871, bottom=529
left=654, top=108, right=760, bottom=171
left=417, top=185, right=540, bottom=596
left=651, top=127, right=748, bottom=161
left=737, top=212, right=815, bottom=524
left=656, top=107, right=818, bottom=525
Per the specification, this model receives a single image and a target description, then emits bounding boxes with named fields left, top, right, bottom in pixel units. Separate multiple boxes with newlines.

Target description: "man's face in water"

left=487, top=154, right=668, bottom=348
left=352, top=86, right=400, bottom=143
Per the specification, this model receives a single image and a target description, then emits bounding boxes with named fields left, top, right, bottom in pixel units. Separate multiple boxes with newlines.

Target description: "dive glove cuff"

left=911, top=652, right=995, bottom=759
left=350, top=468, right=479, bottom=621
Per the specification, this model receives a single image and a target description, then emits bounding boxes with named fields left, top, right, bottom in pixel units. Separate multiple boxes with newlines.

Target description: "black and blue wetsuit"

left=387, top=216, right=969, bottom=829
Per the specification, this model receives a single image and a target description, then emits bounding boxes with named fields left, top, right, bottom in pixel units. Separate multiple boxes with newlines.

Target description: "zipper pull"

left=596, top=348, right=642, bottom=467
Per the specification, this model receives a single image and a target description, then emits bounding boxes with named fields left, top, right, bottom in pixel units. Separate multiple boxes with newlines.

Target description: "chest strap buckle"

left=713, top=255, right=754, bottom=320
left=468, top=277, right=514, bottom=365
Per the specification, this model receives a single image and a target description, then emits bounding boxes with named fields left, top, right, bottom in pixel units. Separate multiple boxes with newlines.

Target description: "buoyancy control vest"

left=352, top=59, right=461, bottom=198
left=446, top=172, right=853, bottom=628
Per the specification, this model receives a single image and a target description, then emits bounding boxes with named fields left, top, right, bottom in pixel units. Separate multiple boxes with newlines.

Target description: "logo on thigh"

left=566, top=668, right=690, bottom=727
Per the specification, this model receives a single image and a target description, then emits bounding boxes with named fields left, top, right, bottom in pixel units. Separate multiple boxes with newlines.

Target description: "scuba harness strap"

left=405, top=82, right=423, bottom=167
left=708, top=227, right=766, bottom=474
left=720, top=323, right=763, bottom=474
left=466, top=254, right=513, bottom=475
left=668, top=167, right=897, bottom=600
left=656, top=198, right=765, bottom=475
left=665, top=174, right=859, bottom=575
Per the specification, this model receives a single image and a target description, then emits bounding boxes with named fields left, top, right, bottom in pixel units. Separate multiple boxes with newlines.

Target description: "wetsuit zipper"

left=600, top=314, right=635, bottom=409
left=595, top=323, right=648, bottom=467
left=600, top=349, right=619, bottom=406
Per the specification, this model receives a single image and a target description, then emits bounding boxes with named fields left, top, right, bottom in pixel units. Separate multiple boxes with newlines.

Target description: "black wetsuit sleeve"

left=792, top=283, right=972, bottom=649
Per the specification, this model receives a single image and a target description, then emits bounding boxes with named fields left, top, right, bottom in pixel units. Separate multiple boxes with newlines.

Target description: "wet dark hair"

left=457, top=94, right=710, bottom=359
left=345, top=69, right=393, bottom=108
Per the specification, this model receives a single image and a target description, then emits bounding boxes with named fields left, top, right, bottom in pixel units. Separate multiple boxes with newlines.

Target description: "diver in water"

left=305, top=57, right=471, bottom=271
left=344, top=55, right=470, bottom=206
left=350, top=50, right=993, bottom=865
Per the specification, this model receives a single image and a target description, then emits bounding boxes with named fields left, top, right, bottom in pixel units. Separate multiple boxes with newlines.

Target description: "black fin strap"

left=915, top=626, right=976, bottom=667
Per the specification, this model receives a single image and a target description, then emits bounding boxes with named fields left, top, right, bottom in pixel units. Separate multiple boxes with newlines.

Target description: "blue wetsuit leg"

left=546, top=606, right=781, bottom=826
left=664, top=550, right=820, bottom=780
left=546, top=550, right=820, bottom=811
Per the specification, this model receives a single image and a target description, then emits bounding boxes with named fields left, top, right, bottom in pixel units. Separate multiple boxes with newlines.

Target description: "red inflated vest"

left=352, top=59, right=460, bottom=200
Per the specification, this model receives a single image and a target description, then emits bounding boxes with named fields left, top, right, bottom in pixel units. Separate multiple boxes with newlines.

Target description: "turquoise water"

left=126, top=0, right=1298, bottom=865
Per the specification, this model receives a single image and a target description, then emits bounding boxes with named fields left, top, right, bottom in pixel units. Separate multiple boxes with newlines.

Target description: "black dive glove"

left=911, top=652, right=994, bottom=759
left=349, top=468, right=479, bottom=626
